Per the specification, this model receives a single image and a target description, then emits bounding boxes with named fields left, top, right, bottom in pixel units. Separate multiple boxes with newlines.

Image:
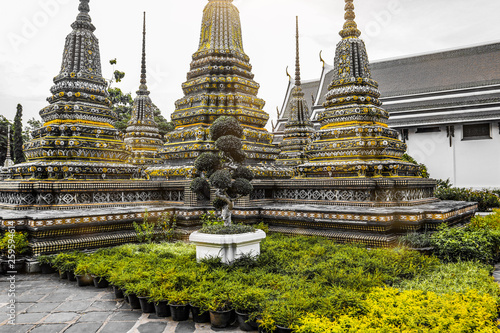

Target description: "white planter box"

left=189, top=230, right=266, bottom=264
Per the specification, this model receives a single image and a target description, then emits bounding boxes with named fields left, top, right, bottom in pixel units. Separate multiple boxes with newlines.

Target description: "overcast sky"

left=1, top=0, right=499, bottom=130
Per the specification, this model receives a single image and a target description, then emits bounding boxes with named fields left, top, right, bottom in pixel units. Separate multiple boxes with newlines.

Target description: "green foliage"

left=470, top=209, right=500, bottom=230
left=435, top=187, right=500, bottom=212
left=398, top=232, right=432, bottom=248
left=133, top=209, right=177, bottom=243
left=200, top=212, right=224, bottom=226
left=215, top=135, right=242, bottom=153
left=199, top=224, right=255, bottom=235
left=52, top=251, right=85, bottom=273
left=13, top=104, right=25, bottom=164
left=194, top=152, right=221, bottom=177
left=233, top=166, right=254, bottom=181
left=191, top=117, right=252, bottom=226
left=397, top=261, right=500, bottom=298
left=229, top=178, right=253, bottom=197
left=210, top=116, right=243, bottom=141
left=0, top=231, right=30, bottom=256
left=209, top=170, right=232, bottom=189
left=293, top=288, right=499, bottom=332
left=402, top=153, right=429, bottom=178
left=429, top=225, right=500, bottom=264
left=36, top=254, right=55, bottom=265
left=52, top=234, right=500, bottom=331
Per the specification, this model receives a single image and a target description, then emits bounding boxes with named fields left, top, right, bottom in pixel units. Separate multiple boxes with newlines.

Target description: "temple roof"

left=277, top=42, right=500, bottom=129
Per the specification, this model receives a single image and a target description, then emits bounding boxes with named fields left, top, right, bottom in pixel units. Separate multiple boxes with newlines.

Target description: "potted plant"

left=130, top=279, right=155, bottom=313
left=74, top=258, right=94, bottom=287
left=168, top=289, right=191, bottom=321
left=52, top=251, right=83, bottom=281
left=189, top=117, right=266, bottom=264
left=232, top=286, right=270, bottom=331
left=37, top=254, right=56, bottom=274
left=88, top=258, right=111, bottom=288
left=0, top=231, right=30, bottom=273
left=188, top=283, right=211, bottom=323
left=150, top=282, right=173, bottom=318
left=205, top=287, right=234, bottom=329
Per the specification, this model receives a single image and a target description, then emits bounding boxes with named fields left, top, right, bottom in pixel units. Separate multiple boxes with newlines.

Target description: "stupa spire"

left=295, top=16, right=301, bottom=86
left=276, top=17, right=314, bottom=167
left=124, top=12, right=162, bottom=166
left=4, top=125, right=14, bottom=168
left=72, top=0, right=95, bottom=32
left=165, top=0, right=276, bottom=165
left=339, top=0, right=361, bottom=38
left=138, top=12, right=149, bottom=95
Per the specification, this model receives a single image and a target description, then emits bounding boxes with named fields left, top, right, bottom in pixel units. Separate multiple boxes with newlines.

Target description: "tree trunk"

left=221, top=204, right=232, bottom=227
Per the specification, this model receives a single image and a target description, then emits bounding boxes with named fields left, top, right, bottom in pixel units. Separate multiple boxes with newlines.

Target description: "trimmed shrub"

left=210, top=116, right=243, bottom=141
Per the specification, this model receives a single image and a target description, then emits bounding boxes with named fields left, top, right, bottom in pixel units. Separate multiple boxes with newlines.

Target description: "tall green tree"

left=23, top=117, right=42, bottom=143
left=13, top=104, right=26, bottom=164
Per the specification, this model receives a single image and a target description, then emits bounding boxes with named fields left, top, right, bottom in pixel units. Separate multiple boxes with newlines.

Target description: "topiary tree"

left=190, top=117, right=254, bottom=226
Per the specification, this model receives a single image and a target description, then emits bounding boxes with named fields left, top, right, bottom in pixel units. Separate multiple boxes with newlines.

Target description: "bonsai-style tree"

left=190, top=117, right=254, bottom=226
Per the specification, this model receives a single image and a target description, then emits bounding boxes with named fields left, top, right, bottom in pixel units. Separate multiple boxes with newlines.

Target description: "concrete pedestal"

left=189, top=230, right=266, bottom=264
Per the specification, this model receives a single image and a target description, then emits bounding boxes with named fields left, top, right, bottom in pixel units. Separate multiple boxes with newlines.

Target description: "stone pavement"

left=0, top=273, right=246, bottom=333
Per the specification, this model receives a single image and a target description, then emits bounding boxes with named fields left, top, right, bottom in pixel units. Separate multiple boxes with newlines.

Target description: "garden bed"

left=43, top=224, right=500, bottom=332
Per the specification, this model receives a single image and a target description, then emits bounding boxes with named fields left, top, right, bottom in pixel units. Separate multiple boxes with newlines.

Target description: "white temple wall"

left=405, top=123, right=500, bottom=189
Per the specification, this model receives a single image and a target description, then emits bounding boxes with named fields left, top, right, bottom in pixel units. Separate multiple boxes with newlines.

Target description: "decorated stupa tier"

left=276, top=17, right=315, bottom=166
left=302, top=0, right=420, bottom=178
left=9, top=0, right=133, bottom=179
left=124, top=13, right=163, bottom=166
left=164, top=0, right=276, bottom=165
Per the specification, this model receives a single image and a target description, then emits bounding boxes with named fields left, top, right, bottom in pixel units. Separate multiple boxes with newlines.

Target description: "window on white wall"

left=462, top=123, right=491, bottom=140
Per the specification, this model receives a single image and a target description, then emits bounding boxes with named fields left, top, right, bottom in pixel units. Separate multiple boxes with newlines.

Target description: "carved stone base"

left=189, top=230, right=266, bottom=264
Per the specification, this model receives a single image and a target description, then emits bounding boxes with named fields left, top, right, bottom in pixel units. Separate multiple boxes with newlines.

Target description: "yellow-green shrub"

left=293, top=288, right=499, bottom=333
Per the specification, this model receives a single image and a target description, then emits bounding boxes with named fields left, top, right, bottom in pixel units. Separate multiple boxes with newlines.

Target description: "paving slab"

left=0, top=273, right=255, bottom=332
left=64, top=321, right=102, bottom=333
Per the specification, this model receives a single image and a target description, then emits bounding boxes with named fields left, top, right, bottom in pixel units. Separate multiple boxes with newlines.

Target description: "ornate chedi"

left=276, top=17, right=315, bottom=167
left=124, top=13, right=163, bottom=166
left=4, top=126, right=14, bottom=168
left=161, top=0, right=278, bottom=170
left=17, top=0, right=134, bottom=180
left=298, top=0, right=419, bottom=178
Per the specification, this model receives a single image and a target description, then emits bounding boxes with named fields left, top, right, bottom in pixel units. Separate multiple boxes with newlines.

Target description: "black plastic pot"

left=169, top=304, right=190, bottom=321
left=92, top=275, right=109, bottom=288
left=75, top=274, right=92, bottom=286
left=154, top=300, right=171, bottom=317
left=128, top=293, right=141, bottom=309
left=112, top=285, right=124, bottom=299
left=210, top=309, right=233, bottom=329
left=138, top=296, right=155, bottom=313
left=40, top=263, right=55, bottom=274
left=276, top=325, right=293, bottom=333
left=59, top=270, right=68, bottom=279
left=236, top=311, right=259, bottom=331
left=67, top=271, right=77, bottom=282
left=190, top=304, right=210, bottom=323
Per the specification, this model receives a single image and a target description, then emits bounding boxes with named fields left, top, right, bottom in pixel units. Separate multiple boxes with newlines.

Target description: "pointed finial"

left=72, top=0, right=95, bottom=31
left=339, top=0, right=361, bottom=38
left=295, top=16, right=301, bottom=86
left=78, top=0, right=90, bottom=13
left=4, top=125, right=14, bottom=167
left=138, top=12, right=149, bottom=95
